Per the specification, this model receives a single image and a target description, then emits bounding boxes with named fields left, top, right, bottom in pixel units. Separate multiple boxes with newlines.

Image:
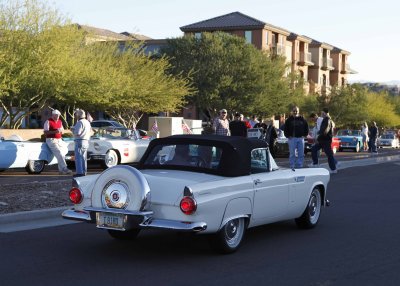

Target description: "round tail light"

left=180, top=196, right=197, bottom=215
left=69, top=187, right=83, bottom=204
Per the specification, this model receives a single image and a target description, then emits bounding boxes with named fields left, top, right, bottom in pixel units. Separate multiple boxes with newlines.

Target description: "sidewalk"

left=1, top=153, right=400, bottom=233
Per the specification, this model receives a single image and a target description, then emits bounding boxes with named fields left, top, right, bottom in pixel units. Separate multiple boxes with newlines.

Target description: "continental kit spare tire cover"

left=91, top=165, right=150, bottom=211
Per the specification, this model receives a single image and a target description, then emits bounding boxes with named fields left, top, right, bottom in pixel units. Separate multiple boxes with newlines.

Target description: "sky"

left=49, top=0, right=400, bottom=83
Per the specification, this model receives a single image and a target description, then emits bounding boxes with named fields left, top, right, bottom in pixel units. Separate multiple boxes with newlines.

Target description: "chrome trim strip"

left=83, top=206, right=153, bottom=216
left=183, top=186, right=193, bottom=196
left=140, top=218, right=207, bottom=232
left=62, top=209, right=92, bottom=221
left=62, top=207, right=207, bottom=232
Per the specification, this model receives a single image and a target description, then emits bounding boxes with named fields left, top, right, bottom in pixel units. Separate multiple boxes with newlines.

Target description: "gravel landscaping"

left=0, top=180, right=73, bottom=214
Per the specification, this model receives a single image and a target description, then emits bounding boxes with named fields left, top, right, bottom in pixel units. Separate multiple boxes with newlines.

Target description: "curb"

left=0, top=206, right=78, bottom=233
left=318, top=154, right=400, bottom=170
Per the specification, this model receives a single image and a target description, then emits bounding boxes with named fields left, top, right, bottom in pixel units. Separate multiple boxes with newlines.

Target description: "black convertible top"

left=138, top=135, right=268, bottom=176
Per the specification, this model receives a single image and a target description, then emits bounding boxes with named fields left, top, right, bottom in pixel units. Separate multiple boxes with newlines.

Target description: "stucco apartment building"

left=180, top=12, right=356, bottom=95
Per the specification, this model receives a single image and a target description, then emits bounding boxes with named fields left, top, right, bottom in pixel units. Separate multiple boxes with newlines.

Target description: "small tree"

left=0, top=0, right=87, bottom=128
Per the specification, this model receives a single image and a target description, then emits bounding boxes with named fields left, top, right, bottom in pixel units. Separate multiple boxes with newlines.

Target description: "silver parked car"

left=62, top=135, right=330, bottom=253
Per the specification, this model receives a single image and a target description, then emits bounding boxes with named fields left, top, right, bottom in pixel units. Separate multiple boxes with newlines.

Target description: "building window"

left=194, top=32, right=202, bottom=39
left=245, top=31, right=252, bottom=44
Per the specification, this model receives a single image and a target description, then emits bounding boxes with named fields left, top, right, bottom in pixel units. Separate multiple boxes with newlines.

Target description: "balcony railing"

left=341, top=63, right=353, bottom=74
left=299, top=52, right=313, bottom=66
left=322, top=57, right=334, bottom=70
left=272, top=43, right=285, bottom=56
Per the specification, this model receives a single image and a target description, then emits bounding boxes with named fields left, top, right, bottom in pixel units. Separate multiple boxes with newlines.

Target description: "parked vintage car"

left=0, top=135, right=60, bottom=174
left=65, top=127, right=150, bottom=169
left=62, top=135, right=330, bottom=253
left=336, top=130, right=363, bottom=152
left=306, top=131, right=341, bottom=154
left=377, top=133, right=400, bottom=148
left=91, top=120, right=149, bottom=139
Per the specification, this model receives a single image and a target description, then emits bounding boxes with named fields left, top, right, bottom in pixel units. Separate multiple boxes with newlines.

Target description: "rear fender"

left=28, top=144, right=53, bottom=163
left=219, top=198, right=252, bottom=230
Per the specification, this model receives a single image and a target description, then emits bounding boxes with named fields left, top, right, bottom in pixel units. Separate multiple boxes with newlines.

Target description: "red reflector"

left=69, top=187, right=83, bottom=204
left=124, top=148, right=129, bottom=156
left=180, top=196, right=197, bottom=215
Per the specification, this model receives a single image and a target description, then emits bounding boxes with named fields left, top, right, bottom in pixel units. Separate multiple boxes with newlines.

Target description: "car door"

left=0, top=140, right=28, bottom=168
left=250, top=148, right=290, bottom=222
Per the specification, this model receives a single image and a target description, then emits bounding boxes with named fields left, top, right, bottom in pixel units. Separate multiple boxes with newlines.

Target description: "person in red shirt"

left=240, top=114, right=252, bottom=129
left=43, top=109, right=72, bottom=175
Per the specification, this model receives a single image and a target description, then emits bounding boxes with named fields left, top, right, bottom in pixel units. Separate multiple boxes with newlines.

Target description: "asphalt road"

left=1, top=161, right=400, bottom=286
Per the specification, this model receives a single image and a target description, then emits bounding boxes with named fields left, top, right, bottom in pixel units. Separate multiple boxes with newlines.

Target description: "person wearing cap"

left=72, top=109, right=92, bottom=177
left=229, top=112, right=248, bottom=137
left=213, top=109, right=230, bottom=136
left=43, top=109, right=72, bottom=175
left=310, top=108, right=338, bottom=173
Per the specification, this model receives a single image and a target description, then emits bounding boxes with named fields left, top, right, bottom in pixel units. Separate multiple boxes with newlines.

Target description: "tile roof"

left=287, top=33, right=312, bottom=43
left=77, top=24, right=132, bottom=41
left=120, top=32, right=153, bottom=40
left=309, top=39, right=334, bottom=50
left=180, top=11, right=290, bottom=35
left=332, top=46, right=351, bottom=55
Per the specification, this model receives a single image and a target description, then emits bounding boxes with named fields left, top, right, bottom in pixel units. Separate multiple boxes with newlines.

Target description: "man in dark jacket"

left=229, top=113, right=248, bottom=137
left=368, top=121, right=379, bottom=154
left=284, top=106, right=309, bottom=168
left=310, top=108, right=338, bottom=173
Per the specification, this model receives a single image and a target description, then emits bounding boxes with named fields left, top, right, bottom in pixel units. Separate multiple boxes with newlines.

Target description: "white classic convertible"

left=65, top=128, right=150, bottom=169
left=62, top=135, right=330, bottom=253
left=0, top=135, right=60, bottom=174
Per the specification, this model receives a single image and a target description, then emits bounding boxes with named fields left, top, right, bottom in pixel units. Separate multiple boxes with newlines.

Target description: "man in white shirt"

left=72, top=109, right=92, bottom=177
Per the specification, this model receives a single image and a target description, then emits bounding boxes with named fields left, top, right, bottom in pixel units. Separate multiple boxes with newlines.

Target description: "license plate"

left=96, top=212, right=125, bottom=229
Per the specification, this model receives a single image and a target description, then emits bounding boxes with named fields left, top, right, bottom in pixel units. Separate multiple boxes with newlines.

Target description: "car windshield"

left=91, top=127, right=132, bottom=139
left=381, top=134, right=395, bottom=139
left=143, top=143, right=222, bottom=170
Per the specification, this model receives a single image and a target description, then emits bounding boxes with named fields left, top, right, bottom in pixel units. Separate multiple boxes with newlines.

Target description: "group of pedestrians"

left=212, top=106, right=341, bottom=174
left=43, top=108, right=92, bottom=177
left=212, top=108, right=278, bottom=155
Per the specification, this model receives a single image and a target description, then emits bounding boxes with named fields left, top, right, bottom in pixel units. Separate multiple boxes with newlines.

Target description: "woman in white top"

left=361, top=122, right=369, bottom=151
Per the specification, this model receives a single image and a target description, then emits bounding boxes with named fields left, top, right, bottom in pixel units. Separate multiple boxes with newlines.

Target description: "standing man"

left=43, top=109, right=72, bottom=175
left=310, top=108, right=338, bottom=173
left=72, top=109, right=92, bottom=177
left=369, top=121, right=379, bottom=154
left=284, top=106, right=309, bottom=169
left=213, top=109, right=230, bottom=136
left=229, top=113, right=248, bottom=137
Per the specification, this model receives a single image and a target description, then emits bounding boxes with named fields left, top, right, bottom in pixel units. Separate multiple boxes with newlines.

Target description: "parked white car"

left=65, top=127, right=150, bottom=168
left=62, top=135, right=330, bottom=253
left=0, top=135, right=60, bottom=174
left=377, top=133, right=399, bottom=148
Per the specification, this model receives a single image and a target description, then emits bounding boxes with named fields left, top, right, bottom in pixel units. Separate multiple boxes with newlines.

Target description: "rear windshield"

left=143, top=144, right=223, bottom=170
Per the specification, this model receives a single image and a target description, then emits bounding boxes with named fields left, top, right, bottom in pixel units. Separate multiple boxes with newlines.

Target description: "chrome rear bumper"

left=62, top=208, right=207, bottom=232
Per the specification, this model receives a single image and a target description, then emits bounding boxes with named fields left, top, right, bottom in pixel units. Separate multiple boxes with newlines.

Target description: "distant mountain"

left=383, top=80, right=400, bottom=85
left=350, top=80, right=400, bottom=85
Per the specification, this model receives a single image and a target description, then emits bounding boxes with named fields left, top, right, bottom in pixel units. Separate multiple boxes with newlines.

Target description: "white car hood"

left=141, top=169, right=222, bottom=205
